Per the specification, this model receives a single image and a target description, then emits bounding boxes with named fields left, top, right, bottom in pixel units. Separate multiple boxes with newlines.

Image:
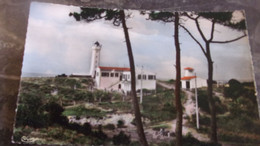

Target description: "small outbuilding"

left=181, top=67, right=207, bottom=89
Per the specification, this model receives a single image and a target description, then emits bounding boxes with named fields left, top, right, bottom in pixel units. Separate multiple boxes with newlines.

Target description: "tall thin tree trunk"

left=120, top=10, right=149, bottom=146
left=174, top=12, right=183, bottom=146
left=206, top=42, right=217, bottom=144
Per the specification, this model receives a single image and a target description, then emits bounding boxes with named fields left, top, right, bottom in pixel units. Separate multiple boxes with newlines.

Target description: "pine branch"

left=183, top=12, right=196, bottom=20
left=195, top=17, right=208, bottom=42
left=209, top=21, right=216, bottom=41
left=211, top=33, right=247, bottom=44
left=179, top=24, right=207, bottom=56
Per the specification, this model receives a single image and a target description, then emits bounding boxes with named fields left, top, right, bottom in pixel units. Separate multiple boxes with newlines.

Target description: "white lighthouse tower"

left=184, top=67, right=194, bottom=76
left=181, top=67, right=207, bottom=89
left=89, top=41, right=101, bottom=78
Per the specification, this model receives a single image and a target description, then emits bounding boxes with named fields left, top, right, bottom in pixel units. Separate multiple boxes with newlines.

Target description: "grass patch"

left=63, top=105, right=106, bottom=118
left=98, top=101, right=132, bottom=112
left=142, top=91, right=176, bottom=123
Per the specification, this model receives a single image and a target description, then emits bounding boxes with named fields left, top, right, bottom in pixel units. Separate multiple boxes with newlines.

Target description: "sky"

left=22, top=2, right=254, bottom=81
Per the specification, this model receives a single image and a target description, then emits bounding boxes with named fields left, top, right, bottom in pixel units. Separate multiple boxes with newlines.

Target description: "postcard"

left=12, top=2, right=260, bottom=145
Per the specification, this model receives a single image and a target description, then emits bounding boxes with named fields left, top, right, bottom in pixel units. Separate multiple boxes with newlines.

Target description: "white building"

left=181, top=67, right=207, bottom=89
left=89, top=42, right=156, bottom=93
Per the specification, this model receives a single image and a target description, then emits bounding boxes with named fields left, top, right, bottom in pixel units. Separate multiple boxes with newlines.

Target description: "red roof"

left=181, top=76, right=196, bottom=80
left=184, top=67, right=194, bottom=70
left=99, top=66, right=130, bottom=71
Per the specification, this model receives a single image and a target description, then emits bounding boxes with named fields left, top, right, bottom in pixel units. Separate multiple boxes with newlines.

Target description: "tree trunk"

left=120, top=10, right=149, bottom=146
left=174, top=12, right=183, bottom=146
left=206, top=42, right=217, bottom=144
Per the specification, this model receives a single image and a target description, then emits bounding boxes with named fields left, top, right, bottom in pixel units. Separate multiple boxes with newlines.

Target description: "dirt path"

left=157, top=81, right=210, bottom=141
left=166, top=89, right=209, bottom=142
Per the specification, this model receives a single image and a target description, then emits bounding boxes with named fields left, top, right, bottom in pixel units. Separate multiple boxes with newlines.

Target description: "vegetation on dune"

left=15, top=77, right=260, bottom=145
left=113, top=131, right=131, bottom=145
left=197, top=89, right=227, bottom=114
left=98, top=101, right=132, bottom=112
left=142, top=90, right=177, bottom=123
left=190, top=79, right=260, bottom=144
left=62, top=105, right=106, bottom=118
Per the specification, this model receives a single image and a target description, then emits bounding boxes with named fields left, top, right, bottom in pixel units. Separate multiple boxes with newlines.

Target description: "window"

left=115, top=73, right=119, bottom=77
left=96, top=72, right=99, bottom=76
left=138, top=74, right=141, bottom=80
left=127, top=74, right=130, bottom=79
left=143, top=75, right=146, bottom=80
left=111, top=73, right=114, bottom=77
left=101, top=72, right=109, bottom=77
left=148, top=75, right=154, bottom=80
left=154, top=75, right=156, bottom=80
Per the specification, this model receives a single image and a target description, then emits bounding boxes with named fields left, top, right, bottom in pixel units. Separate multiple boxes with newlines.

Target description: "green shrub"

left=197, top=89, right=227, bottom=114
left=63, top=105, right=105, bottom=118
left=81, top=123, right=92, bottom=135
left=218, top=114, right=260, bottom=135
left=47, top=127, right=64, bottom=140
left=142, top=92, right=176, bottom=122
left=92, top=125, right=107, bottom=142
left=104, top=124, right=115, bottom=130
left=183, top=133, right=220, bottom=146
left=113, top=131, right=131, bottom=145
left=16, top=91, right=49, bottom=128
left=93, top=90, right=112, bottom=102
left=117, top=119, right=125, bottom=128
left=224, top=79, right=244, bottom=100
left=13, top=128, right=23, bottom=142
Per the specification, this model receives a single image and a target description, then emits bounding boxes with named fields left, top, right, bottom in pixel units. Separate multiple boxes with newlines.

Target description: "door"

left=186, top=81, right=190, bottom=89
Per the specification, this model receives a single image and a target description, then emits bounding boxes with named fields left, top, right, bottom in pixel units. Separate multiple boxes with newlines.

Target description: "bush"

left=197, top=90, right=227, bottom=114
left=224, top=79, right=244, bottom=100
left=67, top=123, right=81, bottom=131
left=92, top=125, right=107, bottom=141
left=44, top=102, right=64, bottom=124
left=117, top=119, right=125, bottom=128
left=197, top=90, right=210, bottom=113
left=167, top=79, right=175, bottom=84
left=13, top=128, right=23, bottom=142
left=16, top=91, right=49, bottom=128
left=183, top=133, right=220, bottom=146
left=81, top=123, right=92, bottom=135
left=93, top=90, right=112, bottom=102
left=56, top=74, right=67, bottom=77
left=113, top=131, right=131, bottom=145
left=62, top=105, right=105, bottom=118
left=218, top=114, right=260, bottom=134
left=104, top=124, right=115, bottom=130
left=142, top=92, right=176, bottom=122
left=47, top=127, right=65, bottom=140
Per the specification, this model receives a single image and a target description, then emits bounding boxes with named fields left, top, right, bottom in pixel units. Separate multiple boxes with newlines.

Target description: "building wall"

left=136, top=78, right=156, bottom=90
left=181, top=77, right=207, bottom=89
left=95, top=68, right=156, bottom=92
left=98, top=71, right=121, bottom=91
